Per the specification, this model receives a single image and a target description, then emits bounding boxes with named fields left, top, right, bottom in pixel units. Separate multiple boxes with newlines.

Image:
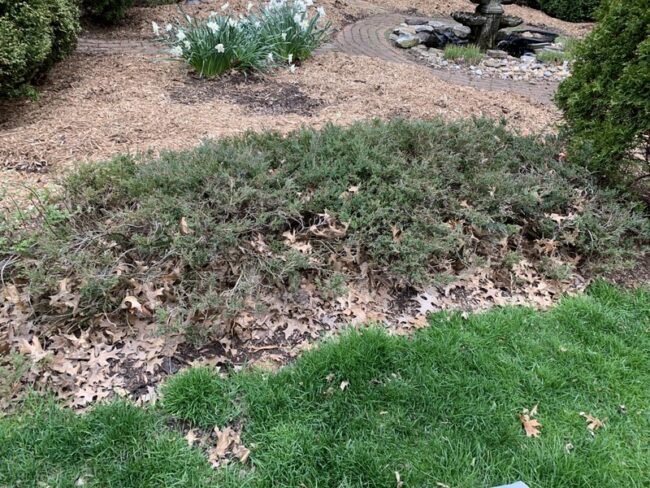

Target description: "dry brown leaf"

left=309, top=212, right=349, bottom=239
left=391, top=225, right=402, bottom=243
left=19, top=336, right=50, bottom=363
left=233, top=444, right=251, bottom=464
left=208, top=426, right=250, bottom=468
left=251, top=233, right=272, bottom=255
left=580, top=412, right=605, bottom=431
left=120, top=295, right=152, bottom=317
left=180, top=217, right=192, bottom=235
left=2, top=284, right=21, bottom=304
left=49, top=278, right=80, bottom=313
left=520, top=406, right=542, bottom=437
left=214, top=426, right=235, bottom=458
left=185, top=429, right=199, bottom=446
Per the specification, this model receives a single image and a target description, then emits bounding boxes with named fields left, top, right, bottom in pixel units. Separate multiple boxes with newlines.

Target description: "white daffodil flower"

left=176, top=29, right=186, bottom=41
left=165, top=23, right=173, bottom=32
left=170, top=45, right=183, bottom=56
left=215, top=43, right=225, bottom=53
left=207, top=21, right=220, bottom=32
left=287, top=53, right=293, bottom=63
left=152, top=21, right=160, bottom=36
left=316, top=6, right=325, bottom=17
left=221, top=2, right=230, bottom=10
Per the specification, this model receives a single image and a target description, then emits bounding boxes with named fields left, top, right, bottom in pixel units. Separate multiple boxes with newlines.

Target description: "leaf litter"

left=1, top=257, right=588, bottom=412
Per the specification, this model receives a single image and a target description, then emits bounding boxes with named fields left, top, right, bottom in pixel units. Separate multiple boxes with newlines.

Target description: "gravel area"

left=412, top=46, right=572, bottom=83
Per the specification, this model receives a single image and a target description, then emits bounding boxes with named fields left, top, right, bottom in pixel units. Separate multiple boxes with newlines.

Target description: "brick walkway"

left=77, top=12, right=559, bottom=105
left=76, top=37, right=162, bottom=55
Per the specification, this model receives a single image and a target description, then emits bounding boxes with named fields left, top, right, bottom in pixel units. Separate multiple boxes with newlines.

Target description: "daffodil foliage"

left=153, top=0, right=330, bottom=77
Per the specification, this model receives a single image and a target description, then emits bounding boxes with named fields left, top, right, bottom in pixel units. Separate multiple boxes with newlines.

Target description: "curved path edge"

left=324, top=13, right=558, bottom=105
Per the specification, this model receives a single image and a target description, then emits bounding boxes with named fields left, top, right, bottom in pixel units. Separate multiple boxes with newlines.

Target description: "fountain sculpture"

left=452, top=0, right=523, bottom=50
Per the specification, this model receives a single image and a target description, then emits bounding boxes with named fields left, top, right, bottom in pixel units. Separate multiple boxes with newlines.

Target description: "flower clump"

left=154, top=0, right=330, bottom=78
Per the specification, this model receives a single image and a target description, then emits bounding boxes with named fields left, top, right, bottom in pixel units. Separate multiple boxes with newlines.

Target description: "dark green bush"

left=556, top=0, right=650, bottom=178
left=0, top=0, right=80, bottom=98
left=82, top=0, right=134, bottom=24
left=537, top=0, right=601, bottom=22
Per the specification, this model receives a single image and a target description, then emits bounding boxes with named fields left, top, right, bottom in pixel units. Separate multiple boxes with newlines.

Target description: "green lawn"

left=2, top=283, right=649, bottom=487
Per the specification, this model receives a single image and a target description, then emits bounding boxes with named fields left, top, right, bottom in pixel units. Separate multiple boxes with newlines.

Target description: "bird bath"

left=453, top=0, right=523, bottom=50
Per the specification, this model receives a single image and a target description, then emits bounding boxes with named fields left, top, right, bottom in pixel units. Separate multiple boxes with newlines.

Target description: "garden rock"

left=404, top=17, right=429, bottom=25
left=428, top=20, right=471, bottom=39
left=487, top=49, right=509, bottom=58
left=395, top=34, right=420, bottom=48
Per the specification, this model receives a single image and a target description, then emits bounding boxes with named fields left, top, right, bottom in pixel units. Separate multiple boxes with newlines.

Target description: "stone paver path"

left=77, top=12, right=559, bottom=105
left=77, top=37, right=161, bottom=55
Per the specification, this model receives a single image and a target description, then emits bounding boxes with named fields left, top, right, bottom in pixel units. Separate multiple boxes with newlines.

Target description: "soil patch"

left=169, top=74, right=323, bottom=116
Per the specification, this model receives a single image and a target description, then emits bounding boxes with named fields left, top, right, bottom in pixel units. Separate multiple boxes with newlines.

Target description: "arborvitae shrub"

left=556, top=0, right=649, bottom=178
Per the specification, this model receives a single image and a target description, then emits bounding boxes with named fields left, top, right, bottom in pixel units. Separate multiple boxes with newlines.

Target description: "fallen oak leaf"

left=120, top=296, right=152, bottom=317
left=520, top=414, right=542, bottom=437
left=19, top=336, right=50, bottom=363
left=520, top=406, right=542, bottom=437
left=208, top=427, right=234, bottom=467
left=579, top=412, right=605, bottom=431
